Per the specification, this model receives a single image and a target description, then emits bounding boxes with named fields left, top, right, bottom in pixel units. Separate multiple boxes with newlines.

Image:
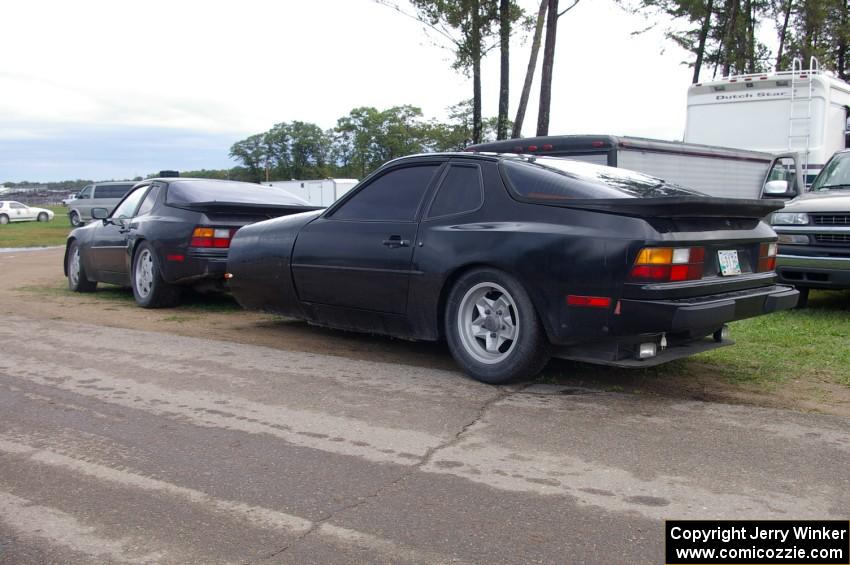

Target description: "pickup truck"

left=772, top=149, right=850, bottom=306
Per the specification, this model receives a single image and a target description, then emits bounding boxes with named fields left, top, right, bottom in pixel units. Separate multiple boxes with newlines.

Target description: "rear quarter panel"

left=227, top=210, right=323, bottom=316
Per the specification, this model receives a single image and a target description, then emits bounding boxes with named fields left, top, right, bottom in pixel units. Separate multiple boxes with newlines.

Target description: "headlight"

left=771, top=212, right=809, bottom=225
left=777, top=234, right=810, bottom=244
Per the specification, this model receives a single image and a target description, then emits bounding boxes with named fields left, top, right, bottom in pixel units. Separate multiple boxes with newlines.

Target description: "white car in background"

left=0, top=201, right=55, bottom=224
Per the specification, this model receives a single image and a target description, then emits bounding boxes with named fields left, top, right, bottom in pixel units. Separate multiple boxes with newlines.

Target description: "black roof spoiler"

left=537, top=196, right=784, bottom=219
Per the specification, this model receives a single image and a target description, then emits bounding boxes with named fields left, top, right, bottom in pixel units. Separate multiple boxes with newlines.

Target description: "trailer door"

left=617, top=150, right=770, bottom=198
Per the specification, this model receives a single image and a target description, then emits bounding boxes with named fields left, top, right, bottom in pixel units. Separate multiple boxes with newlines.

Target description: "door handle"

left=382, top=236, right=409, bottom=248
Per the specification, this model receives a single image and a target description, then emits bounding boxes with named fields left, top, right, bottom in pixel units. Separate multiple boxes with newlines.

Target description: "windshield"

left=811, top=153, right=850, bottom=191
left=501, top=157, right=704, bottom=201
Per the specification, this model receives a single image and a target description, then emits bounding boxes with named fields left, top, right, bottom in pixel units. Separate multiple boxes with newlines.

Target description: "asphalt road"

left=0, top=314, right=848, bottom=564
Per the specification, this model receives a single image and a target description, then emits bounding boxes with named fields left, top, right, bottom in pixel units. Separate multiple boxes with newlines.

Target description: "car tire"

left=0, top=214, right=8, bottom=225
left=795, top=286, right=810, bottom=309
left=445, top=268, right=550, bottom=384
left=37, top=212, right=49, bottom=222
left=66, top=241, right=97, bottom=293
left=69, top=211, right=82, bottom=227
left=131, top=242, right=180, bottom=308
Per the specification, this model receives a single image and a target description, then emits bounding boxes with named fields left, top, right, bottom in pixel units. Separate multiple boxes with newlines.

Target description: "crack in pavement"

left=259, top=384, right=524, bottom=562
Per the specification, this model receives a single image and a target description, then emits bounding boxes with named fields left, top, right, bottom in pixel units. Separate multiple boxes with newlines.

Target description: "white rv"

left=685, top=58, right=850, bottom=185
left=263, top=178, right=358, bottom=207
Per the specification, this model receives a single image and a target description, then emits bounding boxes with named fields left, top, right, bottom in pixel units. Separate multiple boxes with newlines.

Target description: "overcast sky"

left=0, top=0, right=699, bottom=182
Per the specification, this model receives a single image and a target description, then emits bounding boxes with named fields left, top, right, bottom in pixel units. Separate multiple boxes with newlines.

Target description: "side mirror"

left=91, top=207, right=109, bottom=220
left=763, top=180, right=790, bottom=197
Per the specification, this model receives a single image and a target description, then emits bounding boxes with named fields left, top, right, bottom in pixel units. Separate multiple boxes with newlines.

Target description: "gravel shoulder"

left=2, top=247, right=849, bottom=417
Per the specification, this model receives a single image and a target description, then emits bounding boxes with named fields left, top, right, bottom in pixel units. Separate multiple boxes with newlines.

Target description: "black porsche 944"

left=64, top=178, right=318, bottom=308
left=226, top=153, right=798, bottom=384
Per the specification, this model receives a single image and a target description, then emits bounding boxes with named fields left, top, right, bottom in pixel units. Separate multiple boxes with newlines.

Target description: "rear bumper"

left=776, top=253, right=850, bottom=289
left=554, top=337, right=733, bottom=367
left=553, top=284, right=797, bottom=367
left=614, top=284, right=798, bottom=335
left=162, top=249, right=228, bottom=285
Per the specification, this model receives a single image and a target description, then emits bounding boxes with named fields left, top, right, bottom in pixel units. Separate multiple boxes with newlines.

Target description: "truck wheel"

left=445, top=268, right=550, bottom=384
left=795, top=287, right=810, bottom=309
left=69, top=211, right=82, bottom=227
left=132, top=242, right=180, bottom=308
left=66, top=242, right=97, bottom=293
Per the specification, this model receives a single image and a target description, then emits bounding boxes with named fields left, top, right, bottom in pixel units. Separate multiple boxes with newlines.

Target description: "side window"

left=98, top=185, right=130, bottom=198
left=427, top=164, right=483, bottom=218
left=331, top=164, right=440, bottom=222
left=111, top=186, right=149, bottom=219
left=136, top=185, right=160, bottom=216
left=10, top=202, right=26, bottom=209
left=77, top=185, right=93, bottom=199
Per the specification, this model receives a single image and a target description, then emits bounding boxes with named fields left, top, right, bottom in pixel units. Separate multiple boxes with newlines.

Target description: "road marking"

left=0, top=490, right=165, bottom=564
left=0, top=436, right=463, bottom=565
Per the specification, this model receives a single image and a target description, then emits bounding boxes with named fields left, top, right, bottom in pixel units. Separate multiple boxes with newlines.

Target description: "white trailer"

left=685, top=58, right=850, bottom=185
left=263, top=178, right=358, bottom=207
left=468, top=135, right=803, bottom=199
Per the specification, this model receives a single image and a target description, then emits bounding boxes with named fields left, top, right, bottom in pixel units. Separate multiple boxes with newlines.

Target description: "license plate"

left=717, top=250, right=742, bottom=276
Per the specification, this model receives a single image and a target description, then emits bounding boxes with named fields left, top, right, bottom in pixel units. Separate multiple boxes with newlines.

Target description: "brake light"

left=190, top=227, right=235, bottom=248
left=757, top=242, right=778, bottom=272
left=629, top=247, right=705, bottom=283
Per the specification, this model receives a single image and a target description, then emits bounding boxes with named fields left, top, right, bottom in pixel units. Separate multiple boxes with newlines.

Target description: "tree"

left=777, top=0, right=850, bottom=76
left=496, top=0, right=513, bottom=139
left=536, top=0, right=580, bottom=136
left=693, top=0, right=716, bottom=82
left=620, top=0, right=771, bottom=81
left=513, top=0, right=547, bottom=137
left=334, top=105, right=435, bottom=177
left=378, top=1, right=500, bottom=144
left=228, top=134, right=268, bottom=183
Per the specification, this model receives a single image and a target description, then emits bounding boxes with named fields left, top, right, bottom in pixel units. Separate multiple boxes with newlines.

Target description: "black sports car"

left=226, top=153, right=798, bottom=383
left=64, top=178, right=316, bottom=308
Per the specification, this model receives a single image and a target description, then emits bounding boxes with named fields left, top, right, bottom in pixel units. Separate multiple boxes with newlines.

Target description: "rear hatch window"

left=166, top=180, right=309, bottom=206
left=501, top=158, right=703, bottom=201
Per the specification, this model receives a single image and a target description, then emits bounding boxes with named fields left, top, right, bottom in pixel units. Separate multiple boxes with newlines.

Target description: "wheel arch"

left=63, top=237, right=77, bottom=276
left=129, top=237, right=149, bottom=273
left=434, top=263, right=554, bottom=342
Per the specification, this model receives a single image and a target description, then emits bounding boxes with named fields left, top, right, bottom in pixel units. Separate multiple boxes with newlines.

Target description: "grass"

left=694, top=289, right=850, bottom=387
left=0, top=205, right=72, bottom=248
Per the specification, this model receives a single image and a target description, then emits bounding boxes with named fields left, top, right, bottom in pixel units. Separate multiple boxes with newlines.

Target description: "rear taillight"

left=757, top=242, right=778, bottom=272
left=628, top=247, right=705, bottom=283
left=190, top=227, right=235, bottom=248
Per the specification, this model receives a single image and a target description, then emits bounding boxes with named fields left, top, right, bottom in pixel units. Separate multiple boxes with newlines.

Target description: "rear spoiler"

left=169, top=201, right=325, bottom=214
left=537, top=196, right=785, bottom=219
